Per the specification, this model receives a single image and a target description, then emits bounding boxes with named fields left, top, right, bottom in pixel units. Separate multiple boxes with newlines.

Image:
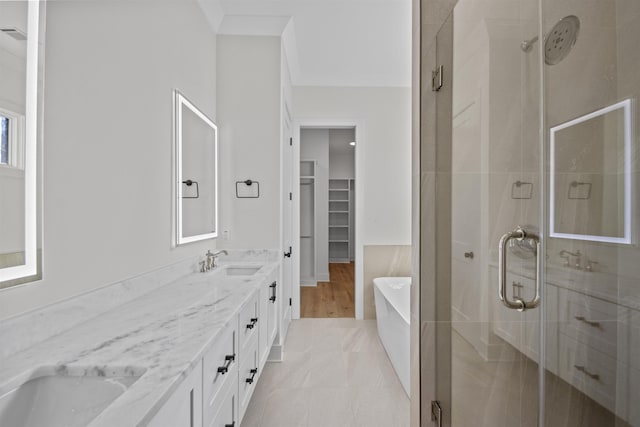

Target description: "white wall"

left=216, top=35, right=282, bottom=250
left=0, top=0, right=218, bottom=320
left=300, top=129, right=329, bottom=281
left=293, top=87, right=412, bottom=246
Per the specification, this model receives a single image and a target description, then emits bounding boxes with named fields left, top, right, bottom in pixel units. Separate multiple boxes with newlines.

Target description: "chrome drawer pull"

left=574, top=365, right=600, bottom=380
left=574, top=316, right=601, bottom=328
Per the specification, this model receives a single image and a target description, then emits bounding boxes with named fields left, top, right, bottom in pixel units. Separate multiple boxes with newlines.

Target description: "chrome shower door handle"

left=498, top=226, right=541, bottom=311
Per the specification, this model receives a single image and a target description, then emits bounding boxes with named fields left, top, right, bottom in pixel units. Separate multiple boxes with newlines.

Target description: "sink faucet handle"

left=205, top=250, right=215, bottom=271
left=199, top=261, right=206, bottom=273
left=585, top=260, right=598, bottom=272
left=575, top=250, right=582, bottom=270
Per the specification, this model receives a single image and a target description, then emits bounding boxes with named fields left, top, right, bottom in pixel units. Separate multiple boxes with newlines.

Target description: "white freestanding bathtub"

left=373, top=276, right=410, bottom=396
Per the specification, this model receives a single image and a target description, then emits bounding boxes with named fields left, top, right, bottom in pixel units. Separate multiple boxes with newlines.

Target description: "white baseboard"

left=317, top=273, right=330, bottom=282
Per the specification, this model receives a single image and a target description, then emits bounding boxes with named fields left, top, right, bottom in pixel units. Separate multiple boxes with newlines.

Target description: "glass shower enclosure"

left=420, top=0, right=640, bottom=425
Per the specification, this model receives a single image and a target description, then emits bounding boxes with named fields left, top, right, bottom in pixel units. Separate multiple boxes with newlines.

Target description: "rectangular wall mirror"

left=550, top=99, right=633, bottom=244
left=173, top=91, right=218, bottom=246
left=0, top=1, right=44, bottom=288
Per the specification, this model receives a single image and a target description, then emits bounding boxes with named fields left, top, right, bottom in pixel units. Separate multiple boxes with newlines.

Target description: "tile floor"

left=241, top=318, right=410, bottom=427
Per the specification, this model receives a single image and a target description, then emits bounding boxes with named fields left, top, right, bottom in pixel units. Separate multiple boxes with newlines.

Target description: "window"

left=1, top=115, right=10, bottom=165
left=0, top=108, right=24, bottom=169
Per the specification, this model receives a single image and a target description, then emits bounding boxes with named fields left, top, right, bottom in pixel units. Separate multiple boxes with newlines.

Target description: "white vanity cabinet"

left=238, top=333, right=260, bottom=420
left=207, top=378, right=238, bottom=427
left=239, top=292, right=260, bottom=353
left=556, top=286, right=631, bottom=419
left=148, top=360, right=203, bottom=427
left=490, top=266, right=640, bottom=424
left=203, top=320, right=238, bottom=427
left=148, top=271, right=280, bottom=427
left=259, top=280, right=278, bottom=368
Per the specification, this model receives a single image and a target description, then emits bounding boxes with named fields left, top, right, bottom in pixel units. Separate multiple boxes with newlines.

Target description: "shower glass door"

left=449, top=0, right=543, bottom=425
left=438, top=0, right=640, bottom=426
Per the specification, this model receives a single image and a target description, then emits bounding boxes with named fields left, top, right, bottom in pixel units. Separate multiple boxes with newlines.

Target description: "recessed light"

left=349, top=141, right=356, bottom=146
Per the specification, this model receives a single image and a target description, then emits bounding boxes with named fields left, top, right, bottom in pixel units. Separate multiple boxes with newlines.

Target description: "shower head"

left=520, top=15, right=580, bottom=65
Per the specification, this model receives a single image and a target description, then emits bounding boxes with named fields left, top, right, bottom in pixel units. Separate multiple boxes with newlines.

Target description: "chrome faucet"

left=203, top=249, right=228, bottom=272
left=559, top=249, right=582, bottom=269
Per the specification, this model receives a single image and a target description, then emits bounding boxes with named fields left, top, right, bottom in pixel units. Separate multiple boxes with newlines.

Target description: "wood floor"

left=300, top=262, right=355, bottom=318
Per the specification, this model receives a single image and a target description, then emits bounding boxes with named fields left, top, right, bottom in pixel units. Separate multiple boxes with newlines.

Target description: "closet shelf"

left=329, top=240, right=349, bottom=243
left=329, top=225, right=348, bottom=228
left=329, top=210, right=349, bottom=213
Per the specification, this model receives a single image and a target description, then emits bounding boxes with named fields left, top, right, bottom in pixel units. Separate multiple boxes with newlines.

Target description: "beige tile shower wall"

left=363, top=245, right=412, bottom=319
left=543, top=0, right=640, bottom=281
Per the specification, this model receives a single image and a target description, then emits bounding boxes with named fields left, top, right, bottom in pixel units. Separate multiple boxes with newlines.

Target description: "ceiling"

left=197, top=0, right=412, bottom=87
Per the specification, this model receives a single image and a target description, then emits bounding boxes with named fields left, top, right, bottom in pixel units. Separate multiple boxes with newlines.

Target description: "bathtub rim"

left=373, top=276, right=411, bottom=325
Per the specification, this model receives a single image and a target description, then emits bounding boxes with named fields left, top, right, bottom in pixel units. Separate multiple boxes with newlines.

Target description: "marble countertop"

left=0, top=259, right=279, bottom=427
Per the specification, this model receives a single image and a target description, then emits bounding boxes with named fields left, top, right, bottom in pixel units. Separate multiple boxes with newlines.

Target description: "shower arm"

left=520, top=35, right=539, bottom=52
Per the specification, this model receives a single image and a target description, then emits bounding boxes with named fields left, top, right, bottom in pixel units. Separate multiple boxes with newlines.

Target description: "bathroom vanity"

left=0, top=251, right=281, bottom=427
left=490, top=265, right=640, bottom=424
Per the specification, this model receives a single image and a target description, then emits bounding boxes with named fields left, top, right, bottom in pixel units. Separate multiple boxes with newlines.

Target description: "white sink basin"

left=224, top=266, right=262, bottom=276
left=0, top=366, right=145, bottom=427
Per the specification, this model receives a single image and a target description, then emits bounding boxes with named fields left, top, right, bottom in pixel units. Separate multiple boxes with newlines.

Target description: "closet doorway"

left=299, top=127, right=356, bottom=318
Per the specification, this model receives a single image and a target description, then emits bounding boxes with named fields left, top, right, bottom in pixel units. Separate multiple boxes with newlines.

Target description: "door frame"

left=291, top=118, right=365, bottom=319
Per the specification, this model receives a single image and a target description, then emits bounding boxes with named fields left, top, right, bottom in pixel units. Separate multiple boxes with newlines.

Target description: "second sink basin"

left=224, top=266, right=262, bottom=276
left=0, top=365, right=145, bottom=427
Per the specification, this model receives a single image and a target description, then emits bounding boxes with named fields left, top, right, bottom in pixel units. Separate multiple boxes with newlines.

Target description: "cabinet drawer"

left=238, top=335, right=259, bottom=422
left=558, top=332, right=625, bottom=414
left=559, top=289, right=619, bottom=358
left=203, top=321, right=237, bottom=422
left=206, top=374, right=238, bottom=427
left=238, top=291, right=260, bottom=351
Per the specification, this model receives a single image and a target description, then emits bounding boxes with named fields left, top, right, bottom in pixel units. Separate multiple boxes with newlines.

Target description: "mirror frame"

left=173, top=90, right=219, bottom=246
left=549, top=98, right=633, bottom=244
left=0, top=1, right=41, bottom=283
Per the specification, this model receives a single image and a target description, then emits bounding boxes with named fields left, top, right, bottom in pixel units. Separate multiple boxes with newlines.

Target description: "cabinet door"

left=267, top=280, right=278, bottom=345
left=238, top=291, right=260, bottom=352
left=203, top=321, right=237, bottom=426
left=238, top=336, right=259, bottom=423
left=207, top=377, right=238, bottom=427
left=148, top=360, right=203, bottom=427
left=259, top=282, right=270, bottom=368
